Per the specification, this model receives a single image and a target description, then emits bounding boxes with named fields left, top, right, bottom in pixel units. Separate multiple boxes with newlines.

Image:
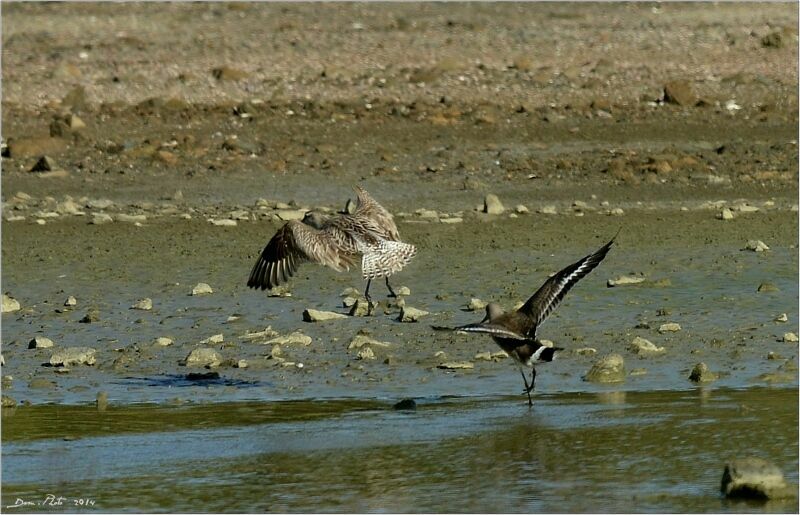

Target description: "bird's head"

left=302, top=211, right=328, bottom=229
left=481, top=302, right=505, bottom=323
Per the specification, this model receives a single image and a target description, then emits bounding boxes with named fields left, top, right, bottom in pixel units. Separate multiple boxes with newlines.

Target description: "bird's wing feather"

left=353, top=185, right=400, bottom=240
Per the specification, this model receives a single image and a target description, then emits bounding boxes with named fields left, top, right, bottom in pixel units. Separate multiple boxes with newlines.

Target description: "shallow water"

left=2, top=387, right=797, bottom=513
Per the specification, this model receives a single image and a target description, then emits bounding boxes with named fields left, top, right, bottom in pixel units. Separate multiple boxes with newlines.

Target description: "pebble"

left=688, top=362, right=718, bottom=383
left=539, top=205, right=558, bottom=215
left=210, top=219, right=237, bottom=226
left=266, top=331, right=312, bottom=346
left=79, top=309, right=100, bottom=323
left=184, top=347, right=223, bottom=368
left=303, top=309, right=349, bottom=322
left=28, top=336, right=55, bottom=349
left=131, top=298, right=153, bottom=310
left=608, top=208, right=625, bottom=216
left=628, top=336, right=665, bottom=355
left=474, top=351, right=493, bottom=361
left=49, top=347, right=97, bottom=366
left=774, top=313, right=788, bottom=323
left=192, top=283, right=213, bottom=295
left=87, top=199, right=114, bottom=210
left=395, top=286, right=411, bottom=296
left=200, top=333, right=224, bottom=344
left=440, top=217, right=463, bottom=224
left=154, top=337, right=174, bottom=347
left=91, top=213, right=114, bottom=225
left=239, top=327, right=279, bottom=341
left=783, top=332, right=799, bottom=343
left=29, top=155, right=60, bottom=173
left=515, top=204, right=529, bottom=214
left=356, top=347, right=376, bottom=360
left=574, top=347, right=597, bottom=355
left=437, top=361, right=475, bottom=370
left=349, top=334, right=391, bottom=350
left=663, top=80, right=697, bottom=106
left=658, top=322, right=681, bottom=333
left=744, top=240, right=770, bottom=252
left=607, top=275, right=646, bottom=287
left=235, top=359, right=249, bottom=369
left=2, top=294, right=21, bottom=313
left=64, top=296, right=77, bottom=307
left=115, top=214, right=148, bottom=223
left=584, top=354, right=625, bottom=383
left=721, top=457, right=795, bottom=500
left=466, top=298, right=487, bottom=311
left=757, top=283, right=780, bottom=293
left=717, top=208, right=735, bottom=220
left=484, top=194, right=505, bottom=215
left=398, top=306, right=429, bottom=322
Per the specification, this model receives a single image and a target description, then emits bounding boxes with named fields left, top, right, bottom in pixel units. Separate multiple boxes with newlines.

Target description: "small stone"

left=49, top=347, right=97, bottom=366
left=79, top=309, right=100, bottom=323
left=608, top=208, right=625, bottom=216
left=721, top=457, right=795, bottom=500
left=717, top=208, right=735, bottom=220
left=688, top=362, right=718, bottom=383
left=96, top=391, right=108, bottom=412
left=131, top=298, right=153, bottom=310
left=200, top=333, right=224, bottom=344
left=210, top=219, right=237, bottom=226
left=393, top=398, right=416, bottom=410
left=774, top=313, right=788, bottom=323
left=266, top=331, right=312, bottom=346
left=239, top=327, right=279, bottom=341
left=607, top=275, right=646, bottom=287
left=398, top=306, right=429, bottom=322
left=64, top=296, right=77, bottom=307
left=628, top=336, right=665, bottom=355
left=356, top=347, right=376, bottom=360
left=584, top=354, right=625, bottom=383
left=757, top=283, right=780, bottom=293
left=745, top=240, right=770, bottom=252
left=574, top=347, right=597, bottom=356
left=154, top=337, right=173, bottom=347
left=474, top=351, right=493, bottom=361
left=2, top=294, right=21, bottom=313
left=658, top=323, right=681, bottom=333
left=395, top=286, right=411, bottom=296
left=115, top=214, right=147, bottom=223
left=91, top=213, right=114, bottom=225
left=783, top=332, right=799, bottom=343
left=466, top=298, right=487, bottom=311
left=192, top=283, right=213, bottom=295
left=663, top=80, right=697, bottom=106
left=440, top=217, right=463, bottom=224
left=30, top=155, right=59, bottom=173
left=539, top=205, right=558, bottom=215
left=184, top=347, right=223, bottom=368
left=515, top=204, right=529, bottom=214
left=437, top=361, right=475, bottom=370
left=28, top=336, right=55, bottom=349
left=348, top=334, right=391, bottom=350
left=484, top=194, right=505, bottom=215
left=235, top=359, right=249, bottom=369
left=303, top=309, right=349, bottom=322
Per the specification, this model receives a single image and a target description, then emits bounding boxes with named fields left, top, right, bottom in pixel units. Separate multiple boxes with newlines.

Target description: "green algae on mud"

left=2, top=388, right=797, bottom=513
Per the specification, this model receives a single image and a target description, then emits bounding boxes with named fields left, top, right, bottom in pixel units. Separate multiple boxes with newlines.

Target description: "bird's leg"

left=519, top=367, right=533, bottom=407
left=527, top=367, right=537, bottom=394
left=385, top=277, right=397, bottom=298
left=364, top=278, right=372, bottom=303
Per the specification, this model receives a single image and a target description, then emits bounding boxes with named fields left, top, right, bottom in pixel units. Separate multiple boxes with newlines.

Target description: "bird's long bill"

left=449, top=323, right=526, bottom=340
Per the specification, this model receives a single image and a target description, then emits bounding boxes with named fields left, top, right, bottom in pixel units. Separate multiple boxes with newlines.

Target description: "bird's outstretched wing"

left=247, top=221, right=354, bottom=290
left=518, top=235, right=616, bottom=331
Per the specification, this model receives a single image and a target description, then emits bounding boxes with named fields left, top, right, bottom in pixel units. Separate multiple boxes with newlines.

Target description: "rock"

left=474, top=351, right=493, bottom=361
left=28, top=336, right=55, bottom=349
left=200, top=333, right=224, bottom=344
left=266, top=331, right=312, bottom=346
left=348, top=334, right=391, bottom=350
left=79, top=309, right=100, bottom=323
left=663, top=80, right=697, bottom=106
left=115, top=214, right=147, bottom=223
left=515, top=204, right=529, bottom=214
left=774, top=313, right=788, bottom=322
left=210, top=219, right=237, bottom=226
left=539, top=205, right=558, bottom=215
left=783, top=333, right=799, bottom=343
left=2, top=294, right=21, bottom=313
left=64, top=296, right=77, bottom=307
left=608, top=208, right=625, bottom=216
left=658, top=322, right=681, bottom=333
left=154, top=337, right=173, bottom=347
left=303, top=309, right=348, bottom=322
left=574, top=347, right=597, bottom=356
left=239, top=327, right=279, bottom=342
left=717, top=208, right=735, bottom=220
left=688, top=362, right=718, bottom=382
left=131, top=298, right=153, bottom=310
left=87, top=198, right=114, bottom=210
left=466, top=298, right=487, bottom=311
left=191, top=283, right=213, bottom=295
left=484, top=194, right=505, bottom=215
left=607, top=275, right=646, bottom=287
left=235, top=359, right=249, bottom=369
left=7, top=137, right=67, bottom=159
left=2, top=395, right=17, bottom=408
left=96, top=391, right=108, bottom=412
left=395, top=286, right=411, bottom=296
left=340, top=287, right=360, bottom=297
left=184, top=347, right=223, bottom=368
left=212, top=66, right=249, bottom=80
left=628, top=336, right=665, bottom=355
left=393, top=398, right=417, bottom=410
left=584, top=354, right=625, bottom=383
left=30, top=155, right=60, bottom=173
left=356, top=347, right=375, bottom=360
left=348, top=299, right=377, bottom=317
left=437, top=361, right=475, bottom=370
left=398, top=306, right=429, bottom=322
left=757, top=283, right=780, bottom=293
left=49, top=347, right=97, bottom=366
left=745, top=240, right=770, bottom=252
left=721, top=457, right=795, bottom=500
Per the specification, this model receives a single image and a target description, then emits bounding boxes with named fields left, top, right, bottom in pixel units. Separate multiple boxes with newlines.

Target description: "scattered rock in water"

left=348, top=299, right=377, bottom=317
left=663, top=79, right=697, bottom=106
left=688, top=362, right=718, bottom=383
left=235, top=359, right=249, bottom=369
left=2, top=294, right=21, bottom=313
left=153, top=337, right=173, bottom=347
left=191, top=283, right=213, bottom=295
left=783, top=332, right=798, bottom=343
left=574, top=347, right=597, bottom=356
left=474, top=351, right=493, bottom=361
left=398, top=306, right=429, bottom=322
left=96, top=391, right=108, bottom=412
left=607, top=275, right=646, bottom=287
left=437, top=361, right=475, bottom=370
left=721, top=457, right=795, bottom=500
left=239, top=327, right=279, bottom=342
left=2, top=395, right=17, bottom=408
left=115, top=214, right=147, bottom=224
left=584, top=354, right=625, bottom=383
left=393, top=398, right=417, bottom=411
left=484, top=194, right=505, bottom=215
left=183, top=347, right=223, bottom=368
left=210, top=219, right=237, bottom=227
left=131, top=298, right=153, bottom=310
left=303, top=308, right=349, bottom=322
left=515, top=204, right=529, bottom=214
left=49, top=347, right=97, bottom=366
left=64, top=296, right=77, bottom=307
left=539, top=205, right=558, bottom=215
left=79, top=309, right=100, bottom=323
left=200, top=333, right=224, bottom=344
left=395, top=286, right=411, bottom=296
left=28, top=336, right=55, bottom=349
left=774, top=313, right=788, bottom=323
left=266, top=331, right=312, bottom=346
left=628, top=336, right=665, bottom=356
left=356, top=347, right=375, bottom=360
left=91, top=213, right=114, bottom=225
left=744, top=240, right=770, bottom=252
left=466, top=298, right=486, bottom=311
left=757, top=282, right=780, bottom=293
left=348, top=334, right=391, bottom=350
left=717, top=208, right=735, bottom=220
left=658, top=322, right=681, bottom=333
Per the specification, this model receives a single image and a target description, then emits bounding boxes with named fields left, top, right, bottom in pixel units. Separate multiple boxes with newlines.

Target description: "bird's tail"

left=362, top=240, right=416, bottom=279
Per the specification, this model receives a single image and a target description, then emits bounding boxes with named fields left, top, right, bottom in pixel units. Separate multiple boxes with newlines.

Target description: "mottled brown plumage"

left=247, top=186, right=416, bottom=300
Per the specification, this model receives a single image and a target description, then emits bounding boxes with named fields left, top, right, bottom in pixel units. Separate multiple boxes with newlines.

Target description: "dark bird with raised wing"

left=247, top=186, right=416, bottom=301
left=436, top=234, right=616, bottom=406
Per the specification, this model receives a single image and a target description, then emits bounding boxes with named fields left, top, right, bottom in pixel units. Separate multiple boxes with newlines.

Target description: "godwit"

left=247, top=186, right=416, bottom=302
left=437, top=234, right=616, bottom=406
